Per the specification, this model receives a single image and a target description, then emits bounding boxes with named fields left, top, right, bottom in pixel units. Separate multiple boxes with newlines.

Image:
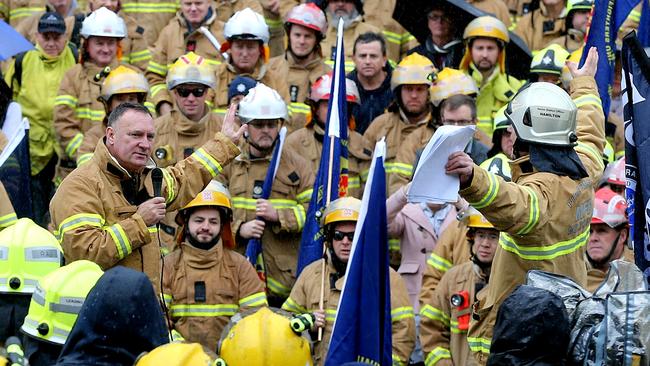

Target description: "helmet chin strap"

left=587, top=231, right=621, bottom=269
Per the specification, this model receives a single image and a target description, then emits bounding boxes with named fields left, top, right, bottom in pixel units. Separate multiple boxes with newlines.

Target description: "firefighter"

left=21, top=260, right=103, bottom=366
left=513, top=0, right=567, bottom=52
left=445, top=47, right=604, bottom=364
left=420, top=209, right=499, bottom=366
left=529, top=43, right=571, bottom=85
left=135, top=342, right=216, bottom=366
left=52, top=7, right=126, bottom=183
left=363, top=53, right=438, bottom=195
left=217, top=83, right=314, bottom=303
left=602, top=157, right=625, bottom=195
left=162, top=181, right=267, bottom=351
left=76, top=65, right=150, bottom=166
left=211, top=8, right=290, bottom=118
left=479, top=105, right=515, bottom=181
left=281, top=197, right=415, bottom=366
left=285, top=72, right=372, bottom=199
left=549, top=0, right=593, bottom=53
left=146, top=0, right=227, bottom=116
left=50, top=102, right=245, bottom=290
left=267, top=2, right=330, bottom=131
left=459, top=16, right=523, bottom=138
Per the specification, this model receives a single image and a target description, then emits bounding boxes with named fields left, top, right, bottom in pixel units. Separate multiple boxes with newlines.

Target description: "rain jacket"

left=460, top=76, right=605, bottom=364
left=513, top=2, right=567, bottom=52
left=50, top=132, right=240, bottom=290
left=281, top=257, right=416, bottom=366
left=421, top=220, right=471, bottom=293
left=321, top=16, right=381, bottom=73
left=420, top=261, right=487, bottom=366
left=284, top=123, right=372, bottom=199
left=348, top=65, right=394, bottom=135
left=4, top=44, right=76, bottom=176
left=0, top=0, right=44, bottom=26
left=55, top=266, right=169, bottom=366
left=146, top=9, right=226, bottom=109
left=363, top=104, right=433, bottom=195
left=267, top=52, right=330, bottom=132
left=217, top=141, right=314, bottom=299
left=162, top=240, right=267, bottom=350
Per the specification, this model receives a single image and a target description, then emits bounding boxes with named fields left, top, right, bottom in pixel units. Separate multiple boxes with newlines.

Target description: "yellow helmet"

left=390, top=53, right=437, bottom=92
left=463, top=16, right=510, bottom=43
left=493, top=105, right=510, bottom=131
left=181, top=180, right=232, bottom=213
left=0, top=218, right=62, bottom=294
left=167, top=52, right=216, bottom=90
left=135, top=343, right=213, bottom=366
left=21, top=260, right=103, bottom=345
left=100, top=65, right=149, bottom=101
left=530, top=44, right=570, bottom=76
left=322, top=197, right=362, bottom=226
left=218, top=308, right=313, bottom=366
left=459, top=207, right=495, bottom=229
left=430, top=68, right=478, bottom=106
left=561, top=47, right=583, bottom=88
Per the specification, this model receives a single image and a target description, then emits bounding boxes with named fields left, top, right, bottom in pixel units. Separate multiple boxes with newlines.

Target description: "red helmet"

left=605, top=157, right=625, bottom=187
left=309, top=73, right=360, bottom=104
left=591, top=187, right=627, bottom=228
left=285, top=3, right=327, bottom=37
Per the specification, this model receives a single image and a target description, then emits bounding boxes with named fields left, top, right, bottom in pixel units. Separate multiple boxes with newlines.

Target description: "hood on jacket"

left=56, top=266, right=169, bottom=366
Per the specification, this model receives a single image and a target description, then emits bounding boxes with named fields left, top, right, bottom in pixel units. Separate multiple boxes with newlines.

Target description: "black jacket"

left=56, top=266, right=169, bottom=366
left=407, top=38, right=464, bottom=71
left=348, top=65, right=394, bottom=135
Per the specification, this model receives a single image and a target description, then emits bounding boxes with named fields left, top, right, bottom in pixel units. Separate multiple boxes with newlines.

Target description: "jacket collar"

left=93, top=138, right=155, bottom=180
left=177, top=6, right=216, bottom=33
left=226, top=59, right=267, bottom=80
left=508, top=154, right=537, bottom=182
left=83, top=59, right=119, bottom=83
left=170, top=107, right=212, bottom=136
left=179, top=240, right=223, bottom=269
left=285, top=51, right=325, bottom=71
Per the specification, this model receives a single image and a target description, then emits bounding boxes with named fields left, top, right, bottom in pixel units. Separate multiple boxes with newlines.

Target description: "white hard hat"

left=224, top=8, right=270, bottom=44
left=505, top=82, right=578, bottom=146
left=80, top=7, right=127, bottom=39
left=238, top=83, right=288, bottom=122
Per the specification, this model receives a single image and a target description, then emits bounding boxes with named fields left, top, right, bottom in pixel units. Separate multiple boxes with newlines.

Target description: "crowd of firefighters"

left=0, top=0, right=642, bottom=364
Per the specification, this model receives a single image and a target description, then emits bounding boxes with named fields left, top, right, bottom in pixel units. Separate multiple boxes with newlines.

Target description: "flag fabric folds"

left=622, top=32, right=650, bottom=285
left=325, top=138, right=391, bottom=366
left=637, top=0, right=650, bottom=47
left=245, top=127, right=287, bottom=279
left=296, top=19, right=349, bottom=276
left=0, top=103, right=32, bottom=219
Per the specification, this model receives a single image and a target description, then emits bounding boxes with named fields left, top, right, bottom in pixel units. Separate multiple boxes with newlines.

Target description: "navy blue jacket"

left=348, top=65, right=394, bottom=135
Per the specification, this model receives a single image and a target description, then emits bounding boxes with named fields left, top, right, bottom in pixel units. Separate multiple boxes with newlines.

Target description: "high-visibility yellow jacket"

left=162, top=240, right=267, bottom=350
left=50, top=132, right=240, bottom=290
left=460, top=76, right=605, bottom=364
left=282, top=257, right=416, bottom=366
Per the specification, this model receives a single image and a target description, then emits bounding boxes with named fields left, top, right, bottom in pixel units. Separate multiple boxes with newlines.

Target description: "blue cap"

left=227, top=76, right=257, bottom=103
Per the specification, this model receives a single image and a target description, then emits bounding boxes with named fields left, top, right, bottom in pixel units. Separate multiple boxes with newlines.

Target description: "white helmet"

left=505, top=82, right=578, bottom=146
left=238, top=83, right=288, bottom=122
left=80, top=7, right=127, bottom=39
left=224, top=8, right=270, bottom=44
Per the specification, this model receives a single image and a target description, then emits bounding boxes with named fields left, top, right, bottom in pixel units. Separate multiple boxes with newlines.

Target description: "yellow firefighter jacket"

left=0, top=0, right=44, bottom=27
left=459, top=76, right=605, bottom=364
left=321, top=16, right=381, bottom=73
left=513, top=2, right=567, bottom=52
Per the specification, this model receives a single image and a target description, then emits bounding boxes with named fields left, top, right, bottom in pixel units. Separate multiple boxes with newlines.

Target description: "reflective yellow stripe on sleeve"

left=161, top=293, right=172, bottom=307
left=190, top=147, right=223, bottom=178
left=212, top=108, right=227, bottom=117
left=425, top=347, right=451, bottom=366
left=469, top=171, right=499, bottom=209
left=296, top=189, right=313, bottom=204
left=427, top=252, right=452, bottom=272
left=121, top=2, right=179, bottom=12
left=349, top=175, right=361, bottom=189
left=75, top=107, right=105, bottom=121
left=160, top=168, right=175, bottom=203
left=54, top=95, right=78, bottom=108
left=288, top=102, right=311, bottom=117
left=76, top=153, right=93, bottom=166
left=467, top=336, right=491, bottom=354
left=281, top=297, right=308, bottom=313
left=147, top=61, right=168, bottom=76
left=239, top=292, right=268, bottom=307
left=169, top=304, right=239, bottom=317
left=420, top=304, right=449, bottom=326
left=516, top=186, right=540, bottom=235
left=266, top=276, right=291, bottom=298
left=0, top=213, right=18, bottom=229
left=392, top=354, right=406, bottom=366
left=391, top=306, right=414, bottom=322
left=576, top=141, right=605, bottom=171
left=105, top=223, right=132, bottom=260
left=384, top=162, right=413, bottom=177
left=389, top=239, right=400, bottom=251
left=9, top=7, right=43, bottom=19
left=500, top=227, right=589, bottom=260
left=150, top=84, right=167, bottom=98
left=324, top=60, right=355, bottom=73
left=382, top=30, right=402, bottom=45
left=65, top=133, right=84, bottom=158
left=55, top=213, right=105, bottom=241
left=401, top=32, right=416, bottom=45
left=123, top=49, right=152, bottom=64
left=629, top=9, right=641, bottom=22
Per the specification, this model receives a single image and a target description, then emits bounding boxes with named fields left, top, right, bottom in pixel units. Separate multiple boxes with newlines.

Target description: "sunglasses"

left=176, top=87, right=206, bottom=98
left=333, top=230, right=355, bottom=241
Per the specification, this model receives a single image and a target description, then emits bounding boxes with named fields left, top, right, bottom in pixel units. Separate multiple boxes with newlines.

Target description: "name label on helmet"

left=0, top=247, right=7, bottom=260
left=25, top=247, right=61, bottom=263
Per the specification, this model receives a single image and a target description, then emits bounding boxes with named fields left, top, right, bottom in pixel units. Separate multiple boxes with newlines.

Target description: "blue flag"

left=245, top=127, right=287, bottom=280
left=325, top=138, right=391, bottom=366
left=615, top=0, right=639, bottom=29
left=0, top=103, right=32, bottom=220
left=296, top=19, right=349, bottom=276
left=637, top=0, right=650, bottom=47
left=580, top=0, right=617, bottom=117
left=622, top=32, right=650, bottom=283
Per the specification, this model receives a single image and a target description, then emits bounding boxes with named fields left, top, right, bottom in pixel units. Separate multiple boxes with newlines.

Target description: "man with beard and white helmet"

left=267, top=3, right=330, bottom=131
left=217, top=83, right=314, bottom=305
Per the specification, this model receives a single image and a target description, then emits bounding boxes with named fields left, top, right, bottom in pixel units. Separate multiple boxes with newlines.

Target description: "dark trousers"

left=31, top=154, right=57, bottom=227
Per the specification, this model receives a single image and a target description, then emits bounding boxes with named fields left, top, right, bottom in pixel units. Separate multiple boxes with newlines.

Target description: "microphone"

left=151, top=168, right=163, bottom=198
left=5, top=336, right=26, bottom=366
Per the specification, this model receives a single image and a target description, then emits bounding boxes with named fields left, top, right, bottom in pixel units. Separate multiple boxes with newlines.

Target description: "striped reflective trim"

left=292, top=204, right=306, bottom=230
left=169, top=303, right=238, bottom=317
left=75, top=107, right=105, bottom=121
left=25, top=247, right=61, bottom=263
left=190, top=147, right=222, bottom=178
left=212, top=108, right=228, bottom=116
left=401, top=32, right=416, bottom=44
left=76, top=152, right=93, bottom=166
left=56, top=213, right=105, bottom=241
left=160, top=168, right=175, bottom=203
left=629, top=9, right=641, bottom=21
left=170, top=329, right=185, bottom=342
left=425, top=347, right=451, bottom=366
left=385, top=162, right=413, bottom=176
left=0, top=3, right=7, bottom=15
left=50, top=297, right=85, bottom=314
left=450, top=319, right=466, bottom=334
left=391, top=306, right=414, bottom=322
left=296, top=189, right=312, bottom=204
left=469, top=172, right=499, bottom=209
left=0, top=212, right=17, bottom=229
left=382, top=30, right=402, bottom=45
left=281, top=297, right=308, bottom=313
left=324, top=60, right=355, bottom=73
left=468, top=336, right=491, bottom=354
left=267, top=276, right=291, bottom=297
left=288, top=102, right=311, bottom=115
left=265, top=17, right=283, bottom=28
left=148, top=226, right=158, bottom=234
left=124, top=49, right=151, bottom=63
left=325, top=309, right=337, bottom=322
left=22, top=317, right=69, bottom=344
left=576, top=142, right=605, bottom=171
left=65, top=133, right=84, bottom=158
left=9, top=7, right=42, bottom=18
left=516, top=186, right=539, bottom=235
left=573, top=94, right=603, bottom=110
left=392, top=354, right=405, bottom=366
left=420, top=304, right=449, bottom=326
left=150, top=83, right=167, bottom=98
left=232, top=197, right=257, bottom=210
left=239, top=291, right=267, bottom=307
left=54, top=95, right=78, bottom=108
left=105, top=223, right=132, bottom=260
left=205, top=59, right=221, bottom=67
left=500, top=227, right=589, bottom=260
left=349, top=175, right=361, bottom=188
left=121, top=2, right=178, bottom=12
left=147, top=61, right=168, bottom=76
left=389, top=239, right=400, bottom=251
left=161, top=293, right=172, bottom=307
left=427, top=253, right=452, bottom=272
left=144, top=102, right=156, bottom=115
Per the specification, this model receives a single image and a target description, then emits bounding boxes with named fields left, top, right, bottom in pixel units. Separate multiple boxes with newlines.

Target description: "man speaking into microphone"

left=50, top=103, right=246, bottom=291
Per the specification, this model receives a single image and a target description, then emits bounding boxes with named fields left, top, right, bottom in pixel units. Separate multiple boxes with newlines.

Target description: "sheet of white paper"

left=408, top=125, right=476, bottom=204
left=0, top=103, right=29, bottom=168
